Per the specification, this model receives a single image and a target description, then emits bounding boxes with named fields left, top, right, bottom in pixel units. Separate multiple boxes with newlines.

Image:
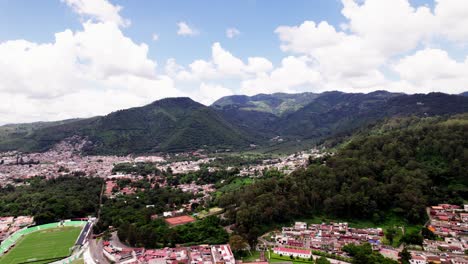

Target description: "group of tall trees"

left=95, top=184, right=228, bottom=248
left=218, top=115, right=468, bottom=244
left=0, top=176, right=103, bottom=224
left=116, top=216, right=228, bottom=248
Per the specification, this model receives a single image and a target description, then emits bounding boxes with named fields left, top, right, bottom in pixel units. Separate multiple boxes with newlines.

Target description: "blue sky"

left=0, top=0, right=348, bottom=65
left=0, top=0, right=466, bottom=123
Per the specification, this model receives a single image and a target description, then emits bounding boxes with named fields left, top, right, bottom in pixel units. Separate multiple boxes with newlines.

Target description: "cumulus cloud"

left=172, top=0, right=468, bottom=99
left=250, top=0, right=468, bottom=95
left=62, top=0, right=130, bottom=27
left=340, top=0, right=435, bottom=55
left=240, top=56, right=321, bottom=95
left=434, top=0, right=468, bottom=42
left=192, top=83, right=234, bottom=105
left=3, top=0, right=468, bottom=124
left=167, top=42, right=273, bottom=81
left=177, top=22, right=199, bottom=36
left=0, top=2, right=183, bottom=124
left=226, top=28, right=241, bottom=38
left=391, top=48, right=468, bottom=93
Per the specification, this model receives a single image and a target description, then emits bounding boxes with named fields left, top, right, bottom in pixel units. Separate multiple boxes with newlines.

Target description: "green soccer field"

left=0, top=226, right=82, bottom=264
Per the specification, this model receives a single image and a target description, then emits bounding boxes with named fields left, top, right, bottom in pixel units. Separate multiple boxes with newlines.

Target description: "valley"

left=0, top=91, right=467, bottom=264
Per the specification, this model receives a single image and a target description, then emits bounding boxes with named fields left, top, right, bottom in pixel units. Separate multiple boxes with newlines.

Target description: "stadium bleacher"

left=75, top=222, right=92, bottom=246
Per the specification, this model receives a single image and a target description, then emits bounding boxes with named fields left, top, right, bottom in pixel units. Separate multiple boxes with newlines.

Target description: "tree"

left=400, top=231, right=423, bottom=246
left=229, top=235, right=249, bottom=253
left=421, top=227, right=436, bottom=240
left=103, top=230, right=111, bottom=241
left=316, top=256, right=331, bottom=264
left=399, top=247, right=411, bottom=264
left=385, top=227, right=397, bottom=245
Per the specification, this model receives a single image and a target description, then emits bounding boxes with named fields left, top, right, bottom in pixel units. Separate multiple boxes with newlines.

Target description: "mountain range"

left=0, top=91, right=467, bottom=155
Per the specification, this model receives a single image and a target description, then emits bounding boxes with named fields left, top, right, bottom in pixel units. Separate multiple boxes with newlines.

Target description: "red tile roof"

left=273, top=247, right=311, bottom=255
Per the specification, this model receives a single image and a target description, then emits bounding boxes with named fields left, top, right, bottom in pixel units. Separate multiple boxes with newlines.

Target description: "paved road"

left=88, top=238, right=109, bottom=264
left=110, top=231, right=131, bottom=249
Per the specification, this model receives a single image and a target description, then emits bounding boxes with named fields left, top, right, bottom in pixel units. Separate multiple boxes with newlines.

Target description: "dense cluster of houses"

left=407, top=204, right=468, bottom=263
left=0, top=216, right=34, bottom=243
left=428, top=204, right=468, bottom=238
left=409, top=253, right=468, bottom=264
left=103, top=243, right=235, bottom=264
left=238, top=149, right=323, bottom=177
left=0, top=137, right=212, bottom=187
left=0, top=138, right=131, bottom=186
left=273, top=222, right=383, bottom=255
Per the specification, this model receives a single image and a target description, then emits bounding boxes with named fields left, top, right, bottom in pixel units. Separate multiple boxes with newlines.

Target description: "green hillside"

left=0, top=98, right=254, bottom=155
left=218, top=114, right=468, bottom=242
left=211, top=92, right=319, bottom=116
left=0, top=91, right=467, bottom=155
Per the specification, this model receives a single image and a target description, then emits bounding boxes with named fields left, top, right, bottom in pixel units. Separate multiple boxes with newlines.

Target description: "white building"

left=410, top=254, right=427, bottom=264
left=273, top=247, right=311, bottom=259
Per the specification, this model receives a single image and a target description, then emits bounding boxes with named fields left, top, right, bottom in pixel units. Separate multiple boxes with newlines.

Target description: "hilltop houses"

left=103, top=244, right=235, bottom=264
left=274, top=222, right=384, bottom=255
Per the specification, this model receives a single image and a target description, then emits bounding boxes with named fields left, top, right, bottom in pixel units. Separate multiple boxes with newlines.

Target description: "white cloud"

left=391, top=48, right=468, bottom=93
left=434, top=0, right=468, bottom=42
left=3, top=0, right=468, bottom=124
left=167, top=42, right=273, bottom=81
left=62, top=0, right=130, bottom=27
left=0, top=21, right=182, bottom=124
left=226, top=28, right=241, bottom=38
left=152, top=33, right=159, bottom=41
left=259, top=0, right=468, bottom=95
left=240, top=56, right=321, bottom=96
left=341, top=0, right=435, bottom=55
left=177, top=22, right=199, bottom=36
left=275, top=20, right=385, bottom=83
left=192, top=83, right=234, bottom=105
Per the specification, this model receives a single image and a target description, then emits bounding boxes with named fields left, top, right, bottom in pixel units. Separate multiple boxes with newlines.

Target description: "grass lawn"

left=217, top=178, right=254, bottom=194
left=241, top=251, right=261, bottom=262
left=197, top=207, right=224, bottom=219
left=0, top=226, right=82, bottom=264
left=268, top=252, right=314, bottom=264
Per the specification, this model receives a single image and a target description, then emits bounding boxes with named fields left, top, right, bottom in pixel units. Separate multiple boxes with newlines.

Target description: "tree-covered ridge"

left=0, top=97, right=254, bottom=155
left=0, top=176, right=104, bottom=224
left=218, top=115, right=468, bottom=243
left=0, top=92, right=467, bottom=155
left=211, top=92, right=319, bottom=116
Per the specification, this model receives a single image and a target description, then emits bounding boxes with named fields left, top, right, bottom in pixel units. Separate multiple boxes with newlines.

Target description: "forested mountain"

left=0, top=91, right=467, bottom=155
left=217, top=114, right=468, bottom=243
left=211, top=92, right=319, bottom=116
left=274, top=91, right=467, bottom=139
left=214, top=91, right=468, bottom=143
left=0, top=98, right=254, bottom=155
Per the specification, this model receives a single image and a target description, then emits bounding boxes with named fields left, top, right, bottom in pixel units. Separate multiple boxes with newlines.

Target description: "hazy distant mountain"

left=460, top=92, right=468, bottom=97
left=0, top=119, right=81, bottom=142
left=211, top=92, right=319, bottom=116
left=0, top=91, right=467, bottom=155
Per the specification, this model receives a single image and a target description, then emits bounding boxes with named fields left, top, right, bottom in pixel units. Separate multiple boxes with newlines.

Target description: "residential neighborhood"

left=102, top=243, right=235, bottom=264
